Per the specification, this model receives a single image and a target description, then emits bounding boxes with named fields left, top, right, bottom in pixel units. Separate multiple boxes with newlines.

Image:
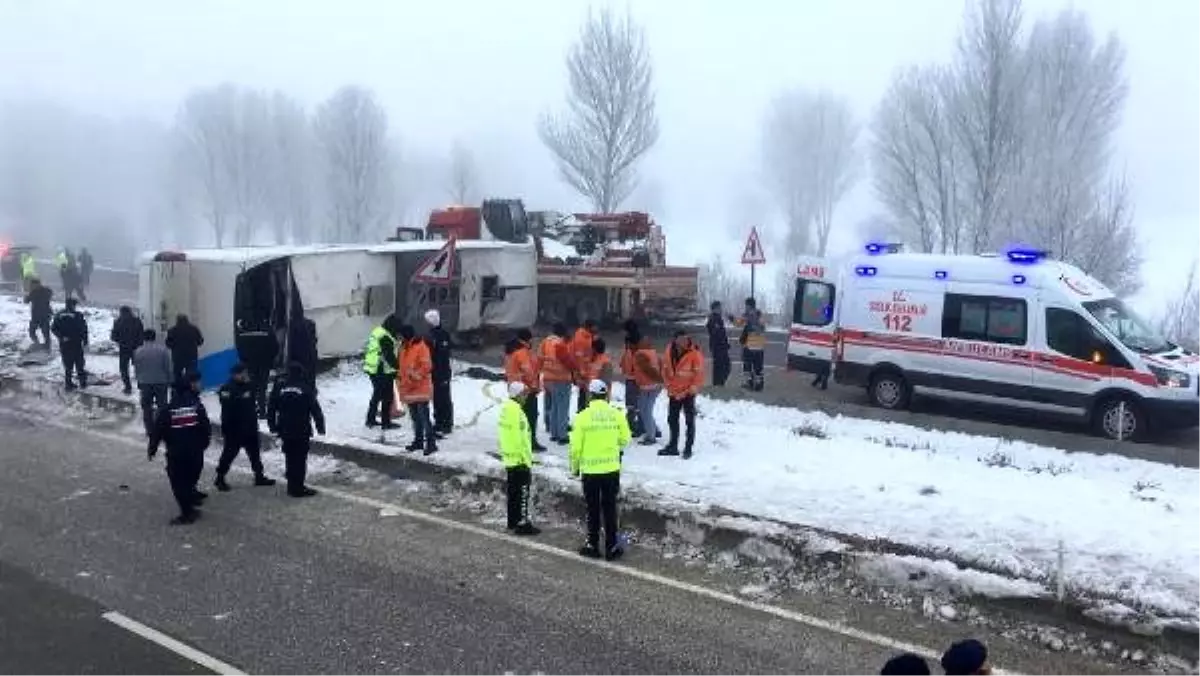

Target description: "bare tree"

left=314, top=86, right=391, bottom=241
left=264, top=92, right=316, bottom=244
left=1158, top=260, right=1200, bottom=352
left=950, top=0, right=1028, bottom=252
left=446, top=140, right=480, bottom=205
left=762, top=89, right=860, bottom=257
left=1013, top=10, right=1137, bottom=292
left=871, top=66, right=965, bottom=253
left=539, top=8, right=659, bottom=212
left=697, top=254, right=751, bottom=312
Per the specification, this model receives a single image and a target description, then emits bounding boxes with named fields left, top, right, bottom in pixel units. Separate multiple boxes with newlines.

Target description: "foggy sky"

left=1, top=0, right=1196, bottom=309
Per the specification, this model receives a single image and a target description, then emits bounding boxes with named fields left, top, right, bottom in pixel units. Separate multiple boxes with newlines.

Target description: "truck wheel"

left=869, top=369, right=911, bottom=411
left=1093, top=396, right=1145, bottom=442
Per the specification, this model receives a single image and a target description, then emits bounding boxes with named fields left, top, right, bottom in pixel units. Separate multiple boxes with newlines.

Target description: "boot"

left=605, top=546, right=624, bottom=562
left=405, top=440, right=423, bottom=453
left=170, top=511, right=199, bottom=526
left=657, top=445, right=679, bottom=457
left=423, top=441, right=438, bottom=456
left=514, top=523, right=541, bottom=536
left=365, top=417, right=379, bottom=428
left=288, top=487, right=318, bottom=498
left=381, top=421, right=400, bottom=430
left=578, top=544, right=602, bottom=559
left=682, top=447, right=693, bottom=460
left=214, top=476, right=231, bottom=492
left=253, top=475, right=276, bottom=487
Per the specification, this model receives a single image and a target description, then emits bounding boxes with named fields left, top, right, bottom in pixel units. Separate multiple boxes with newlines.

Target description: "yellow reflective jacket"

left=498, top=398, right=532, bottom=469
left=569, top=399, right=630, bottom=476
left=20, top=253, right=36, bottom=279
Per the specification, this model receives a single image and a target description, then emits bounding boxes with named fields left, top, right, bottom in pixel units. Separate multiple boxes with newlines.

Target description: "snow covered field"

left=1, top=294, right=1196, bottom=626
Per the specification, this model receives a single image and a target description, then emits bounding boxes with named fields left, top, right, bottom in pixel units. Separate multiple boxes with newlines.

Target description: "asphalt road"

left=0, top=404, right=1152, bottom=675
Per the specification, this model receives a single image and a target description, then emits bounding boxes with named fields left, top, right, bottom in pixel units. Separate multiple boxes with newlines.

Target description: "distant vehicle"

left=787, top=245, right=1199, bottom=442
left=139, top=240, right=536, bottom=388
left=0, top=243, right=37, bottom=290
left=425, top=199, right=700, bottom=326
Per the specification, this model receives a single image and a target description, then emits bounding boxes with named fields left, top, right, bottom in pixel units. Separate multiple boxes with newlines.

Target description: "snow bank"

left=306, top=361, right=1198, bottom=623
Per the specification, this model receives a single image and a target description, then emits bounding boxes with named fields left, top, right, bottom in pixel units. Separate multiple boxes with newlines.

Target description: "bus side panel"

left=190, top=261, right=239, bottom=390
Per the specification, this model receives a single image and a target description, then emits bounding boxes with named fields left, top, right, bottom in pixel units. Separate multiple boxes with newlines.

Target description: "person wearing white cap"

left=569, top=378, right=631, bottom=560
left=498, top=381, right=540, bottom=535
left=423, top=309, right=454, bottom=436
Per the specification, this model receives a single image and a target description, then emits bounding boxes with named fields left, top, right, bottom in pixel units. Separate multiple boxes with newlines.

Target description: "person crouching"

left=499, top=381, right=540, bottom=536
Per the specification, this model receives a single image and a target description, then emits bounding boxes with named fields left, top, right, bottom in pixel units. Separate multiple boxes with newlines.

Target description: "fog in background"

left=0, top=0, right=1196, bottom=330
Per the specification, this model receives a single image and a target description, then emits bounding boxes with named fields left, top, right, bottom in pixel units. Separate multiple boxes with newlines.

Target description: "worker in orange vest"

left=396, top=324, right=437, bottom=455
left=661, top=330, right=704, bottom=459
left=571, top=319, right=598, bottom=413
left=630, top=336, right=664, bottom=445
left=580, top=337, right=614, bottom=407
left=504, top=328, right=546, bottom=452
left=539, top=322, right=577, bottom=444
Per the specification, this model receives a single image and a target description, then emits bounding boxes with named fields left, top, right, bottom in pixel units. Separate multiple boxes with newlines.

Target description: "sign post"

left=740, top=227, right=767, bottom=300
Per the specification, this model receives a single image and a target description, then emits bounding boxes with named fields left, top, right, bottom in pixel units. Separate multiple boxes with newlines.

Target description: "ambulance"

left=786, top=245, right=1200, bottom=441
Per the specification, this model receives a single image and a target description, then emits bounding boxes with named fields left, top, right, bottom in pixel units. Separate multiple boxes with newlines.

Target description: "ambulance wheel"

left=1093, top=395, right=1145, bottom=442
left=868, top=369, right=911, bottom=411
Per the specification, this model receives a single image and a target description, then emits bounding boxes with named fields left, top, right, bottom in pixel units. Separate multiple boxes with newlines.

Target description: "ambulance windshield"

left=1083, top=298, right=1172, bottom=354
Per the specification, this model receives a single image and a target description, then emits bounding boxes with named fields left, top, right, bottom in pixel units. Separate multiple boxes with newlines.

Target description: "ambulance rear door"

left=787, top=256, right=838, bottom=374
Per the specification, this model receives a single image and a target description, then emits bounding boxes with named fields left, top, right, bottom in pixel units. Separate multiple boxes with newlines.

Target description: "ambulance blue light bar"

left=934, top=270, right=948, bottom=280
left=865, top=242, right=904, bottom=255
left=1006, top=248, right=1050, bottom=264
left=855, top=265, right=878, bottom=277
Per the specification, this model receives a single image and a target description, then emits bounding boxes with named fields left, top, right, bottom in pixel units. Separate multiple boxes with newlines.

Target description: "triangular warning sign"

left=741, top=227, right=766, bottom=265
left=412, top=238, right=457, bottom=285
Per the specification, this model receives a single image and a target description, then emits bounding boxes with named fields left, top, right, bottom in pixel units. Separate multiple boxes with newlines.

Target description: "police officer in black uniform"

left=51, top=297, right=89, bottom=390
left=214, top=363, right=276, bottom=491
left=267, top=362, right=326, bottom=498
left=424, top=309, right=454, bottom=436
left=148, top=371, right=212, bottom=525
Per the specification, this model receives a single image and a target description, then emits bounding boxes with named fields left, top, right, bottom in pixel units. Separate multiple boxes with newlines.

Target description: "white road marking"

left=101, top=611, right=245, bottom=675
left=4, top=405, right=1013, bottom=674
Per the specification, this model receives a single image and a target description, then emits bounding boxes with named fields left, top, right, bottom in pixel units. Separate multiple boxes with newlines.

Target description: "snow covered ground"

left=1, top=294, right=1196, bottom=627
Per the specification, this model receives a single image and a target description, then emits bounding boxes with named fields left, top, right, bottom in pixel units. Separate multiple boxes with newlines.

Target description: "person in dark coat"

left=214, top=363, right=275, bottom=491
left=235, top=318, right=279, bottom=418
left=51, top=297, right=89, bottom=390
left=165, top=314, right=204, bottom=383
left=23, top=277, right=53, bottom=348
left=110, top=305, right=145, bottom=394
left=423, top=309, right=453, bottom=435
left=288, top=316, right=319, bottom=393
left=268, top=362, right=326, bottom=498
left=78, top=247, right=94, bottom=289
left=705, top=301, right=731, bottom=387
left=148, top=371, right=211, bottom=525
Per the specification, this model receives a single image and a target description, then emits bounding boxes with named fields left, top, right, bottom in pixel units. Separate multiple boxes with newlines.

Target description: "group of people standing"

left=53, top=247, right=93, bottom=302
left=361, top=309, right=454, bottom=455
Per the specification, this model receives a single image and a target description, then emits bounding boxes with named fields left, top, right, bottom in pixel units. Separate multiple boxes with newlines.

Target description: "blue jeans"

left=546, top=382, right=572, bottom=440
left=637, top=385, right=661, bottom=442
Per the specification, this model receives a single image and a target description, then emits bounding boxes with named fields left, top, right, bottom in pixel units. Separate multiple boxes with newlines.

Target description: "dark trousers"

left=138, top=384, right=169, bottom=437
left=60, top=345, right=86, bottom=388
left=433, top=380, right=453, bottom=431
left=409, top=401, right=434, bottom=444
left=812, top=361, right=831, bottom=389
left=118, top=347, right=135, bottom=391
left=216, top=432, right=264, bottom=477
left=744, top=349, right=765, bottom=390
left=28, top=317, right=49, bottom=345
left=173, top=357, right=197, bottom=383
left=576, top=385, right=588, bottom=414
left=521, top=392, right=541, bottom=446
left=582, top=472, right=620, bottom=552
left=712, top=351, right=731, bottom=386
left=624, top=379, right=642, bottom=437
left=281, top=436, right=310, bottom=493
left=249, top=367, right=271, bottom=416
left=165, top=450, right=199, bottom=517
left=367, top=373, right=394, bottom=425
left=667, top=395, right=697, bottom=451
left=506, top=466, right=532, bottom=528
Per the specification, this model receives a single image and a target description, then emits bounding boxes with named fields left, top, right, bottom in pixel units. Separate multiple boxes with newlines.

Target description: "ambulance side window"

left=941, top=293, right=1027, bottom=345
left=793, top=280, right=834, bottom=327
left=1045, top=308, right=1130, bottom=367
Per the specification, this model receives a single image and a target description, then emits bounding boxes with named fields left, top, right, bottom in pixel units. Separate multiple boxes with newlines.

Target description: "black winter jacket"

left=429, top=325, right=453, bottom=382
left=51, top=309, right=89, bottom=347
left=111, top=314, right=145, bottom=351
left=166, top=321, right=204, bottom=364
left=150, top=389, right=212, bottom=456
left=218, top=379, right=259, bottom=436
left=267, top=376, right=326, bottom=439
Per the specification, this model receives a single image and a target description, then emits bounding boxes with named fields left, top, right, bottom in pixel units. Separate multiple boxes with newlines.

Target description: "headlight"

left=1147, top=364, right=1191, bottom=388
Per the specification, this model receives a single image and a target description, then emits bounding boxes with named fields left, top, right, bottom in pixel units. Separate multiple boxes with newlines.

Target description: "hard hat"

left=424, top=309, right=441, bottom=326
left=588, top=379, right=607, bottom=395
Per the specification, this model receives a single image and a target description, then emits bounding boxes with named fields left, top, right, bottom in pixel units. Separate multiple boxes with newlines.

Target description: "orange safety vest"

left=539, top=335, right=572, bottom=383
left=571, top=328, right=595, bottom=367
left=505, top=343, right=540, bottom=393
left=632, top=346, right=663, bottom=390
left=585, top=353, right=613, bottom=400
left=396, top=339, right=433, bottom=403
left=665, top=346, right=704, bottom=399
